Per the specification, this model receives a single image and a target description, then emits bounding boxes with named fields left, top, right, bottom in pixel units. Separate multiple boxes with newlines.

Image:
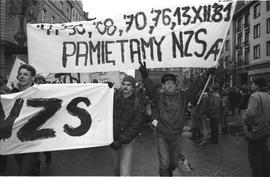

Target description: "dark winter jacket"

left=239, top=92, right=251, bottom=110
left=113, top=91, right=145, bottom=145
left=197, top=93, right=209, bottom=118
left=143, top=76, right=207, bottom=138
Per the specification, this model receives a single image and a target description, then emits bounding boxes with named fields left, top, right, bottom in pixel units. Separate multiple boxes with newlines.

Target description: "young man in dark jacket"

left=109, top=75, right=145, bottom=176
left=208, top=84, right=222, bottom=144
left=8, top=64, right=40, bottom=175
left=139, top=62, right=215, bottom=176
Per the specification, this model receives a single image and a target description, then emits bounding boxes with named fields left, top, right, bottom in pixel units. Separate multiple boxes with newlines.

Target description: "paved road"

left=3, top=126, right=252, bottom=176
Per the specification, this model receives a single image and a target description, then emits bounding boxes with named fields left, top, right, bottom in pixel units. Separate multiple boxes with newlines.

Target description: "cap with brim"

left=161, top=73, right=176, bottom=83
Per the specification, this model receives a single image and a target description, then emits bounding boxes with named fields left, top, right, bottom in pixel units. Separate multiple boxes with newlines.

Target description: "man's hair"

left=34, top=74, right=46, bottom=84
left=254, top=77, right=267, bottom=88
left=18, top=64, right=36, bottom=76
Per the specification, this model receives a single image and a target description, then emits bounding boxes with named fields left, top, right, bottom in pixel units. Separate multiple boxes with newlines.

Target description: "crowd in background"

left=1, top=66, right=270, bottom=176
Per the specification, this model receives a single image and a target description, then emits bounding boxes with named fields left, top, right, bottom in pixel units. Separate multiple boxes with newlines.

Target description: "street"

left=3, top=123, right=251, bottom=176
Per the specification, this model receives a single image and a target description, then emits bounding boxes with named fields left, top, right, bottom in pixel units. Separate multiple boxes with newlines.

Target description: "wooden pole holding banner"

left=196, top=74, right=212, bottom=105
left=196, top=1, right=236, bottom=105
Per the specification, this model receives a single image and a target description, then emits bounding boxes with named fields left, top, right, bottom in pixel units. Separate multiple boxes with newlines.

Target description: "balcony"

left=243, top=41, right=250, bottom=47
left=244, top=25, right=250, bottom=32
left=244, top=22, right=250, bottom=28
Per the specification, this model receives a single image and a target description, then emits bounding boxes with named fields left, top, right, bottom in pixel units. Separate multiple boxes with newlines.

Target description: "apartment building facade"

left=220, top=0, right=270, bottom=87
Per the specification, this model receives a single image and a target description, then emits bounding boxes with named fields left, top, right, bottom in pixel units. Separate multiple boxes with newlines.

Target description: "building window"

left=42, top=8, right=47, bottom=22
left=244, top=13, right=249, bottom=27
left=244, top=48, right=250, bottom=65
left=267, top=1, right=270, bottom=11
left=51, top=16, right=55, bottom=23
left=267, top=18, right=270, bottom=34
left=254, top=24, right=260, bottom=39
left=236, top=18, right=242, bottom=32
left=254, top=44, right=260, bottom=59
left=59, top=1, right=63, bottom=10
left=267, top=41, right=270, bottom=56
left=67, top=8, right=70, bottom=19
left=254, top=3, right=260, bottom=19
left=237, top=34, right=242, bottom=47
left=244, top=31, right=249, bottom=42
left=237, top=50, right=243, bottom=64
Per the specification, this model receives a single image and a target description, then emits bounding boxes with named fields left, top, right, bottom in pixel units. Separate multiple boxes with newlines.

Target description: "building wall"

left=247, top=1, right=270, bottom=84
left=0, top=0, right=88, bottom=80
left=219, top=0, right=270, bottom=87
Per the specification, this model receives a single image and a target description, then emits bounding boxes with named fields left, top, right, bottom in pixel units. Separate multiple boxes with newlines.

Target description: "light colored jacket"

left=245, top=91, right=270, bottom=131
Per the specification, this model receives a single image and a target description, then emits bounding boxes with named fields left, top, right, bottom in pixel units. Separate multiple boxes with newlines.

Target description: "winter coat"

left=245, top=91, right=270, bottom=131
left=197, top=93, right=209, bottom=118
left=113, top=91, right=145, bottom=145
left=143, top=76, right=207, bottom=138
left=209, top=92, right=222, bottom=119
left=239, top=92, right=250, bottom=110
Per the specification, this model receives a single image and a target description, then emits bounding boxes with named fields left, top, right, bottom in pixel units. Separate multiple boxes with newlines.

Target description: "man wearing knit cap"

left=109, top=75, right=145, bottom=176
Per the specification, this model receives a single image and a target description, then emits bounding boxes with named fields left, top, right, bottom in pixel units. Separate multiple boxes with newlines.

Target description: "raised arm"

left=138, top=61, right=160, bottom=123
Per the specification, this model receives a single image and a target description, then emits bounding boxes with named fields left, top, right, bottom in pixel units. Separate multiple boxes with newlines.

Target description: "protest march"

left=1, top=1, right=270, bottom=177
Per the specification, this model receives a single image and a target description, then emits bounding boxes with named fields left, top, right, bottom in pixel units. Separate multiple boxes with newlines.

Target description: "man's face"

left=163, top=80, right=176, bottom=94
left=17, top=68, right=34, bottom=87
left=121, top=81, right=134, bottom=95
left=251, top=82, right=258, bottom=92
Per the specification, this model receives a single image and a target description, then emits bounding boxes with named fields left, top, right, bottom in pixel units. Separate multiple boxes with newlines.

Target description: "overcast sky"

left=81, top=0, right=218, bottom=20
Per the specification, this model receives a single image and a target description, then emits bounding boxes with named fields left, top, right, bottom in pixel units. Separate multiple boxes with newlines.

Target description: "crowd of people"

left=0, top=63, right=270, bottom=176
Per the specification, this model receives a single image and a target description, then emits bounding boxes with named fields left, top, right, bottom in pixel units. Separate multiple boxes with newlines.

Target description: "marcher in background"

left=208, top=84, right=222, bottom=144
left=9, top=64, right=41, bottom=175
left=244, top=78, right=270, bottom=177
left=0, top=77, right=10, bottom=94
left=220, top=89, right=229, bottom=135
left=189, top=92, right=202, bottom=142
left=239, top=85, right=251, bottom=135
left=139, top=61, right=216, bottom=176
left=228, top=87, right=236, bottom=116
left=197, top=90, right=210, bottom=146
left=109, top=75, right=145, bottom=176
left=235, top=87, right=242, bottom=115
left=34, top=74, right=46, bottom=84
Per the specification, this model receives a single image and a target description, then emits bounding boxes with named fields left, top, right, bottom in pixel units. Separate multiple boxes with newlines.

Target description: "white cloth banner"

left=0, top=84, right=114, bottom=155
left=27, top=1, right=235, bottom=73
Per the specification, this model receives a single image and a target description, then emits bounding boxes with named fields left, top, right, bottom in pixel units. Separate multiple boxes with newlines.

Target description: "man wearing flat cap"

left=109, top=75, right=145, bottom=176
left=139, top=62, right=216, bottom=176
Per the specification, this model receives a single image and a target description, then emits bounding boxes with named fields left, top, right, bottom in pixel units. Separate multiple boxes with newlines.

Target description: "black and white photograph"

left=0, top=0, right=270, bottom=176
